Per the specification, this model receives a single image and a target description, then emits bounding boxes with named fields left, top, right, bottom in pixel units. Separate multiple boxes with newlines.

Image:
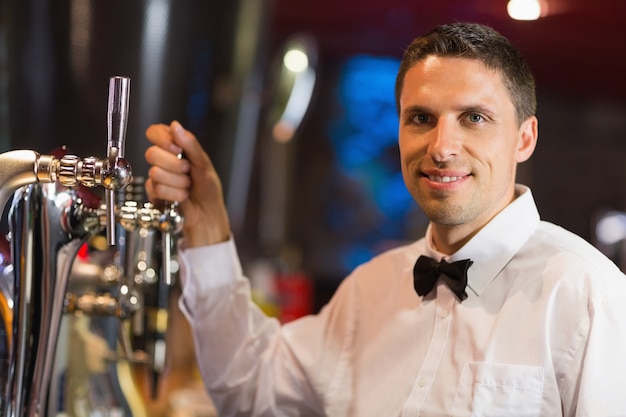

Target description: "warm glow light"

left=507, top=0, right=542, bottom=20
left=283, top=49, right=309, bottom=73
left=272, top=67, right=316, bottom=142
left=596, top=212, right=626, bottom=245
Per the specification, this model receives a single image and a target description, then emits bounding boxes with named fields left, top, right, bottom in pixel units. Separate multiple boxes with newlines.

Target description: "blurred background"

left=1, top=0, right=626, bottom=312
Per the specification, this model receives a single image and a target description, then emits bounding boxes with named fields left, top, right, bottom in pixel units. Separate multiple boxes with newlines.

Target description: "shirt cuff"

left=177, top=237, right=243, bottom=312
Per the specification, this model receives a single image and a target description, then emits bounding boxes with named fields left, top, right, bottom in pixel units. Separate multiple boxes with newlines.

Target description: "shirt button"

left=418, top=378, right=428, bottom=388
left=438, top=309, right=450, bottom=318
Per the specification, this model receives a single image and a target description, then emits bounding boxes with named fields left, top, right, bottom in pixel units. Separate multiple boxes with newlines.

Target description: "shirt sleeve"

left=175, top=238, right=333, bottom=417
left=556, top=263, right=626, bottom=417
left=573, top=273, right=626, bottom=416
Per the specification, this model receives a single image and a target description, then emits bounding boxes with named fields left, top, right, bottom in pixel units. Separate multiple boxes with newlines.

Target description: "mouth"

left=426, top=174, right=466, bottom=183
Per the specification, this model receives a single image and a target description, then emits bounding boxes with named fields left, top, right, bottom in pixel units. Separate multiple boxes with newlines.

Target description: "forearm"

left=176, top=239, right=320, bottom=416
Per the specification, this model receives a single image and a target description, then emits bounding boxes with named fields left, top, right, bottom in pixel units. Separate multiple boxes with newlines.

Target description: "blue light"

left=325, top=54, right=424, bottom=272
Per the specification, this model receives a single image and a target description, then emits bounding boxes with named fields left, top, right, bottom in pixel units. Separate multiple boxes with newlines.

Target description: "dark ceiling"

left=272, top=0, right=626, bottom=102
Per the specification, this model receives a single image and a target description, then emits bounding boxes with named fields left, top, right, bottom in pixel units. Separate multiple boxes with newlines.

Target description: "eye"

left=467, top=113, right=484, bottom=123
left=412, top=113, right=430, bottom=124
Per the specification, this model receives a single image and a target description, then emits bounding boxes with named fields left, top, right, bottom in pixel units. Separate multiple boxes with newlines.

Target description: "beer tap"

left=105, top=76, right=131, bottom=245
left=151, top=196, right=183, bottom=397
left=1, top=76, right=133, bottom=417
left=0, top=78, right=132, bottom=219
left=116, top=193, right=184, bottom=399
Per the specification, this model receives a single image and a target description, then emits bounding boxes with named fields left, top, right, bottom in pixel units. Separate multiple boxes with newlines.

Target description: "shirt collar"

left=423, top=184, right=540, bottom=296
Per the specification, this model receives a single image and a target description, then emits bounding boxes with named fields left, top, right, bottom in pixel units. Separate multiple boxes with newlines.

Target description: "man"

left=144, top=23, right=626, bottom=416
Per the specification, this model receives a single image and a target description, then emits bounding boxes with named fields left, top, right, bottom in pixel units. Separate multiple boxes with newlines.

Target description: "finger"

left=145, top=123, right=184, bottom=155
left=147, top=165, right=191, bottom=189
left=169, top=121, right=214, bottom=170
left=144, top=145, right=190, bottom=174
left=145, top=176, right=190, bottom=203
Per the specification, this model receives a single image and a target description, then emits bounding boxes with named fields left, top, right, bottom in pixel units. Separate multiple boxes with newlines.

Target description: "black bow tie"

left=413, top=255, right=473, bottom=301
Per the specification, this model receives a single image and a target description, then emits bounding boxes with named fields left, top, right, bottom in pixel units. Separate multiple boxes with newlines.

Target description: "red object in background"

left=276, top=272, right=313, bottom=323
left=77, top=243, right=89, bottom=260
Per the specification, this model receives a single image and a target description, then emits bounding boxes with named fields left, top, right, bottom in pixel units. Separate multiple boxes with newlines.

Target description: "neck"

left=429, top=185, right=522, bottom=255
left=430, top=224, right=478, bottom=255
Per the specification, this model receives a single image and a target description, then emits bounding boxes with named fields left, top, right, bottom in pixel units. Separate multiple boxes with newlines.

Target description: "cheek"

left=397, top=138, right=410, bottom=168
left=398, top=145, right=418, bottom=179
left=400, top=159, right=412, bottom=185
left=484, top=153, right=518, bottom=189
left=398, top=134, right=423, bottom=164
left=399, top=154, right=423, bottom=198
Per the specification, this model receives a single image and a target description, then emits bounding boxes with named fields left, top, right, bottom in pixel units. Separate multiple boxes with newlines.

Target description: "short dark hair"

left=395, top=22, right=536, bottom=125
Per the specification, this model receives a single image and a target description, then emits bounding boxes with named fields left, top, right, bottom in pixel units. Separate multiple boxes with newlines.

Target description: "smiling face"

left=398, top=56, right=537, bottom=252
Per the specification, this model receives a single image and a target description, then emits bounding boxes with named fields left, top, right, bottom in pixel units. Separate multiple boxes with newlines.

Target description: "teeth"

left=429, top=175, right=463, bottom=183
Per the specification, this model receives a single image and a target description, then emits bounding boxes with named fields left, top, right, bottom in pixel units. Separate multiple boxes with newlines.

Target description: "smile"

left=428, top=175, right=465, bottom=183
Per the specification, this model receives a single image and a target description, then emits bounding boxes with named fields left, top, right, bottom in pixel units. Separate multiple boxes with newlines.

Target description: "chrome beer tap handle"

left=156, top=152, right=183, bottom=285
left=105, top=76, right=131, bottom=245
left=158, top=202, right=183, bottom=286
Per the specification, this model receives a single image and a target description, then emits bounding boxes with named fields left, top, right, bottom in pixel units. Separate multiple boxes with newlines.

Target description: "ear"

left=515, top=116, right=538, bottom=163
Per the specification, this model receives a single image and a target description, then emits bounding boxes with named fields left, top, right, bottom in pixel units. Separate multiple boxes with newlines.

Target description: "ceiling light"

left=507, top=0, right=542, bottom=20
left=283, top=49, right=309, bottom=73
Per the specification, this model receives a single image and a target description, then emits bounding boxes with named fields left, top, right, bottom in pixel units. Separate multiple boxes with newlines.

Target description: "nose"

left=427, top=118, right=460, bottom=162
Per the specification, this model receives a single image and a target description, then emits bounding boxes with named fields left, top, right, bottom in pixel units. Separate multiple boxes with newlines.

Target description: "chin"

left=420, top=201, right=470, bottom=225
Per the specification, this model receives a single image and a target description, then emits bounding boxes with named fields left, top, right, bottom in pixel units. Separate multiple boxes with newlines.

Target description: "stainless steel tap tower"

left=1, top=77, right=133, bottom=417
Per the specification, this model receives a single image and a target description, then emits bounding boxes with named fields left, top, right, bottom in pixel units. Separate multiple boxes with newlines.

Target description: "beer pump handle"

left=106, top=76, right=131, bottom=245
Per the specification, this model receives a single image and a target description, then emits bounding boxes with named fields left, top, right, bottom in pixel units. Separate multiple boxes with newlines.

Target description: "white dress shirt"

left=178, top=185, right=626, bottom=417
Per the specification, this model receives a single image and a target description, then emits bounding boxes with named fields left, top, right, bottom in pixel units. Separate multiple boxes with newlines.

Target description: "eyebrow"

left=402, top=103, right=496, bottom=117
left=459, top=104, right=496, bottom=117
left=401, top=105, right=430, bottom=118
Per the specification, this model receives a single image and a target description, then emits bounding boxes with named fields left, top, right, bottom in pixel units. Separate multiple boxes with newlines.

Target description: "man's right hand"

left=144, top=120, right=231, bottom=247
